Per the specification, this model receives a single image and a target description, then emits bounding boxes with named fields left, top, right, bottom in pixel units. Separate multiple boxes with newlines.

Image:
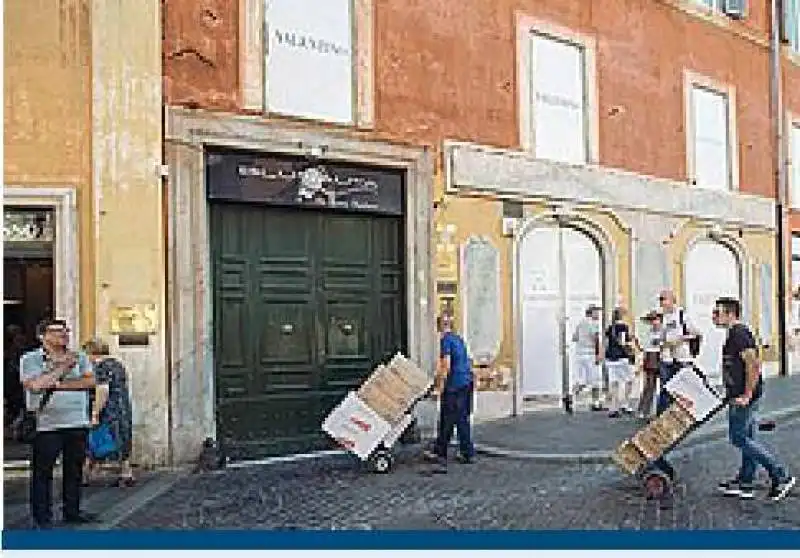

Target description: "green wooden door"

left=210, top=203, right=405, bottom=459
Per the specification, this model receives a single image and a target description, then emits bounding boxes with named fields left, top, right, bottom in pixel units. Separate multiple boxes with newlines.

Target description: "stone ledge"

left=445, top=141, right=776, bottom=231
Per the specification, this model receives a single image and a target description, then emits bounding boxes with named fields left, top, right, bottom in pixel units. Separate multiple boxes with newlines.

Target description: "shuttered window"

left=530, top=33, right=588, bottom=165
left=690, top=85, right=732, bottom=190
left=792, top=124, right=800, bottom=209
left=788, top=0, right=800, bottom=54
left=792, top=235, right=800, bottom=303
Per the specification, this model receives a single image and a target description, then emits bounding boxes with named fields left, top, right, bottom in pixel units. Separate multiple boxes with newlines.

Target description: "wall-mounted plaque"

left=461, top=237, right=501, bottom=365
left=110, top=304, right=158, bottom=335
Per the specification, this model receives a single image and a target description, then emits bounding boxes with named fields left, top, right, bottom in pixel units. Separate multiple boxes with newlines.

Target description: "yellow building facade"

left=430, top=142, right=779, bottom=421
left=4, top=0, right=166, bottom=465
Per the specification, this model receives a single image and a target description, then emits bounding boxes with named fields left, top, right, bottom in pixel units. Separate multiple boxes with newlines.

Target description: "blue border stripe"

left=3, top=530, right=800, bottom=550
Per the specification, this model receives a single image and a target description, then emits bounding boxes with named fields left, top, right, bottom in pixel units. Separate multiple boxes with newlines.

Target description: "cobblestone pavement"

left=2, top=468, right=166, bottom=529
left=116, top=416, right=800, bottom=530
left=475, top=375, right=800, bottom=454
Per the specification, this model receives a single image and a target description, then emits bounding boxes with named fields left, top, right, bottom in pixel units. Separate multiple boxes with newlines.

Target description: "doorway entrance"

left=519, top=225, right=604, bottom=397
left=210, top=204, right=406, bottom=459
left=3, top=207, right=56, bottom=459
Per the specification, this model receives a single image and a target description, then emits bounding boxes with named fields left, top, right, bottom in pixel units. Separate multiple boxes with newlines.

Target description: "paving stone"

left=114, top=417, right=800, bottom=530
left=474, top=375, right=800, bottom=454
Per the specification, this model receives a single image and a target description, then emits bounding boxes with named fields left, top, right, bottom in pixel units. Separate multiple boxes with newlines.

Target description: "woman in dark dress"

left=82, top=338, right=135, bottom=486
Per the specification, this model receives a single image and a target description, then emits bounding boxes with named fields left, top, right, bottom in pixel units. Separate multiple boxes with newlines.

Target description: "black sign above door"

left=206, top=148, right=405, bottom=216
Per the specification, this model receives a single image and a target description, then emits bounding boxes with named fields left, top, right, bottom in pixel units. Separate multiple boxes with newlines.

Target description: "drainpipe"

left=770, top=0, right=789, bottom=376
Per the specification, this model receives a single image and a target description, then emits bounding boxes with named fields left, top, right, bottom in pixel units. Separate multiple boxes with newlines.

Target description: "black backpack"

left=679, top=309, right=702, bottom=358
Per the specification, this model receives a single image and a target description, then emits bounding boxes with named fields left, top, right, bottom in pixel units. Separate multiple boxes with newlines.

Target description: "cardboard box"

left=612, top=440, right=648, bottom=475
left=630, top=402, right=695, bottom=460
left=356, top=354, right=432, bottom=425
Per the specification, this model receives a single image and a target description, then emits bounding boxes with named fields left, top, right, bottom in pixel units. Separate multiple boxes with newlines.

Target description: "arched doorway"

left=519, top=226, right=603, bottom=397
left=684, top=240, right=741, bottom=381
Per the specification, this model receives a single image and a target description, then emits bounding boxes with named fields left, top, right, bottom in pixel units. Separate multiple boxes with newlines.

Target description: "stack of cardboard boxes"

left=357, top=353, right=431, bottom=425
left=612, top=401, right=696, bottom=475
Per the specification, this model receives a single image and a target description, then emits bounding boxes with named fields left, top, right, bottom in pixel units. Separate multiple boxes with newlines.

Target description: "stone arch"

left=511, top=209, right=620, bottom=412
left=683, top=229, right=749, bottom=380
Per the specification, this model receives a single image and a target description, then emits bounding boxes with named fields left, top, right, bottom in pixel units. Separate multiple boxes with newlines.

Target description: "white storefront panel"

left=520, top=226, right=602, bottom=397
left=685, top=240, right=740, bottom=381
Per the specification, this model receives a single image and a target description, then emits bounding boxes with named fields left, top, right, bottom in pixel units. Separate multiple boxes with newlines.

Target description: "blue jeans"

left=656, top=361, right=681, bottom=415
left=728, top=400, right=788, bottom=485
left=434, top=384, right=475, bottom=460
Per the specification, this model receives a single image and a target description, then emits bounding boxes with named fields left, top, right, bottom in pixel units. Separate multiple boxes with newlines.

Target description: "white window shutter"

left=691, top=87, right=730, bottom=190
left=531, top=34, right=587, bottom=165
left=792, top=125, right=800, bottom=209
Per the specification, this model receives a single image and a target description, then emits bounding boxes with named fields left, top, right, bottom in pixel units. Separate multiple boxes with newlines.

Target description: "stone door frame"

left=163, top=107, right=435, bottom=463
left=3, top=186, right=80, bottom=342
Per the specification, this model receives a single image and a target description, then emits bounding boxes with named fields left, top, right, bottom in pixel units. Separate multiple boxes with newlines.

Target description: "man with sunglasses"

left=657, top=289, right=701, bottom=414
left=19, top=318, right=96, bottom=528
left=714, top=297, right=796, bottom=501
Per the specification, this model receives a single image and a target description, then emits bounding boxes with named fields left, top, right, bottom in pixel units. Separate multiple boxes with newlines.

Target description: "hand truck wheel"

left=643, top=470, right=672, bottom=500
left=368, top=447, right=394, bottom=474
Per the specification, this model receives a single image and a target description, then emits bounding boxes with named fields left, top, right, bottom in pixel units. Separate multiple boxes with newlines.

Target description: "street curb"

left=91, top=468, right=191, bottom=530
left=474, top=404, right=800, bottom=463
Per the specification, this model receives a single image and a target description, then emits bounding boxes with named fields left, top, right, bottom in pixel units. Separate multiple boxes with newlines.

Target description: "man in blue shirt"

left=425, top=313, right=475, bottom=468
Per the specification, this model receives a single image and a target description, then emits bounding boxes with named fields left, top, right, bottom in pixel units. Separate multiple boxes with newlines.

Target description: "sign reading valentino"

left=206, top=149, right=405, bottom=216
left=266, top=0, right=354, bottom=124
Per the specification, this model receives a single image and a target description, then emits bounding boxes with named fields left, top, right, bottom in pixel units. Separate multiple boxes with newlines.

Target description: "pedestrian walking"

left=657, top=289, right=701, bottom=414
left=82, top=337, right=135, bottom=487
left=19, top=318, right=97, bottom=528
left=571, top=305, right=604, bottom=411
left=636, top=310, right=663, bottom=420
left=713, top=297, right=796, bottom=501
left=424, top=313, right=475, bottom=470
left=605, top=307, right=636, bottom=418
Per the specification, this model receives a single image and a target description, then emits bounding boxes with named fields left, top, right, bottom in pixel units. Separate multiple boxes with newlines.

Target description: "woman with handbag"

left=82, top=338, right=135, bottom=487
left=605, top=307, right=637, bottom=418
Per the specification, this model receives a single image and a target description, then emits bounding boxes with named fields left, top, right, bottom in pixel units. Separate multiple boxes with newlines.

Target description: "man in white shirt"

left=571, top=305, right=604, bottom=411
left=657, top=289, right=702, bottom=414
left=20, top=319, right=96, bottom=528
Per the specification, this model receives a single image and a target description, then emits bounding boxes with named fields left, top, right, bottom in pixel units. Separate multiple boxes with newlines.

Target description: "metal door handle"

left=281, top=323, right=294, bottom=334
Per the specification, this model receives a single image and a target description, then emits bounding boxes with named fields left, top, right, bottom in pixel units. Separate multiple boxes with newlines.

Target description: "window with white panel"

left=690, top=85, right=732, bottom=190
left=786, top=0, right=799, bottom=53
left=792, top=124, right=800, bottom=209
left=529, top=32, right=588, bottom=165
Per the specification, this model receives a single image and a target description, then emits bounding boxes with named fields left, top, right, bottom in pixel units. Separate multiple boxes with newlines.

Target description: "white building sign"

left=265, top=0, right=355, bottom=124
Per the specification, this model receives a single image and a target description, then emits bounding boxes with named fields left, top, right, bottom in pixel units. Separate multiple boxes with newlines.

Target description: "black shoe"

left=31, top=517, right=54, bottom=530
left=422, top=449, right=444, bottom=463
left=455, top=454, right=475, bottom=464
left=718, top=478, right=754, bottom=499
left=769, top=476, right=797, bottom=502
left=608, top=411, right=621, bottom=418
left=63, top=512, right=99, bottom=525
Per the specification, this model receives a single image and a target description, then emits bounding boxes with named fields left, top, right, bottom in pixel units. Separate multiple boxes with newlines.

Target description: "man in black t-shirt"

left=714, top=297, right=796, bottom=502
